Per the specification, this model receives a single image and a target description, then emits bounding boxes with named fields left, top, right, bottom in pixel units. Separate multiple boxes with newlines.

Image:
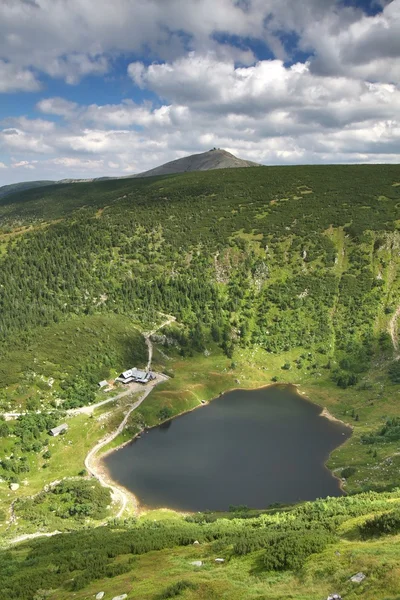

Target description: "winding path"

left=83, top=314, right=175, bottom=517
left=6, top=314, right=175, bottom=543
left=144, top=314, right=176, bottom=371
left=84, top=373, right=168, bottom=518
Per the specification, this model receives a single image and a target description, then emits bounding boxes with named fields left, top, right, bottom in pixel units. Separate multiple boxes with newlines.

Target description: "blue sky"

left=0, top=0, right=399, bottom=185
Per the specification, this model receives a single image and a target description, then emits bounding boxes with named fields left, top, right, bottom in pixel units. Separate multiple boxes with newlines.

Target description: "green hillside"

left=0, top=164, right=400, bottom=598
left=2, top=490, right=400, bottom=600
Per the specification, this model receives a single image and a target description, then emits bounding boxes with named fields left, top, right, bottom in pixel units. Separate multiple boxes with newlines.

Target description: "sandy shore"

left=319, top=406, right=353, bottom=429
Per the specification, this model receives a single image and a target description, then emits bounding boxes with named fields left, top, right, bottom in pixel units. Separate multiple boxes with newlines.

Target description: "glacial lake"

left=103, top=385, right=351, bottom=512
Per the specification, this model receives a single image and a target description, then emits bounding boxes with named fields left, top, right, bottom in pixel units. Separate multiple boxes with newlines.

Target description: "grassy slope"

left=0, top=165, right=400, bottom=597
left=0, top=314, right=147, bottom=407
left=47, top=535, right=400, bottom=600
left=3, top=490, right=400, bottom=600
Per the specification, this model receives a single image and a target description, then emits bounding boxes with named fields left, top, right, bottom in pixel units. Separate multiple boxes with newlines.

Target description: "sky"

left=0, top=0, right=399, bottom=185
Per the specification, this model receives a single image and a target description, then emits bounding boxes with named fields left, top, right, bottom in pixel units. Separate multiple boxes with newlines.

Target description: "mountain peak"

left=133, top=148, right=261, bottom=178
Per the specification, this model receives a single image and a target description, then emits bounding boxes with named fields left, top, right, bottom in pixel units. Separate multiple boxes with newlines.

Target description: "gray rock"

left=193, top=540, right=200, bottom=545
left=215, top=558, right=225, bottom=563
left=111, top=595, right=127, bottom=600
left=190, top=560, right=203, bottom=567
left=350, top=572, right=366, bottom=583
left=96, top=593, right=105, bottom=600
left=327, top=595, right=342, bottom=600
left=10, top=483, right=19, bottom=491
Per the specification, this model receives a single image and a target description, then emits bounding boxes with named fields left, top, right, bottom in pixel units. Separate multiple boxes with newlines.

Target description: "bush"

left=360, top=509, right=400, bottom=539
left=158, top=407, right=173, bottom=421
left=341, top=467, right=357, bottom=479
left=389, top=361, right=400, bottom=384
left=159, top=580, right=197, bottom=599
left=263, top=530, right=333, bottom=571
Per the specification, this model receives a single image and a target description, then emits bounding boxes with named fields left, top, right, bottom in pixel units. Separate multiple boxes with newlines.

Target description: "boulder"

left=215, top=558, right=225, bottom=563
left=96, top=593, right=105, bottom=600
left=350, top=572, right=366, bottom=583
left=327, top=595, right=342, bottom=600
left=9, top=483, right=19, bottom=491
left=193, top=540, right=200, bottom=545
left=111, top=595, right=127, bottom=600
left=190, top=560, right=203, bottom=567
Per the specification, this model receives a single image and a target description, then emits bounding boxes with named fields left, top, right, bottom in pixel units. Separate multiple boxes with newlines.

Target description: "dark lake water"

left=103, top=385, right=351, bottom=512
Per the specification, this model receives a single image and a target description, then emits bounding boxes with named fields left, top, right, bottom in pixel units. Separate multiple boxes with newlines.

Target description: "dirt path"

left=5, top=314, right=175, bottom=543
left=84, top=373, right=168, bottom=518
left=7, top=530, right=62, bottom=546
left=69, top=383, right=144, bottom=416
left=144, top=314, right=176, bottom=371
left=83, top=314, right=175, bottom=518
left=3, top=383, right=149, bottom=420
left=389, top=304, right=400, bottom=357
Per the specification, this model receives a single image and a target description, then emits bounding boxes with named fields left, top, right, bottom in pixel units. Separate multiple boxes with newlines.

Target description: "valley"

left=0, top=163, right=400, bottom=599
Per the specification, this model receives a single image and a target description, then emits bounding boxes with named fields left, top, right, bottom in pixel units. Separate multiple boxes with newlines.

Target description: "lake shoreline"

left=99, top=381, right=352, bottom=515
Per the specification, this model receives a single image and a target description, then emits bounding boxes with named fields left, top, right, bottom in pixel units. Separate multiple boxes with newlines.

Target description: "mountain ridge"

left=0, top=148, right=261, bottom=199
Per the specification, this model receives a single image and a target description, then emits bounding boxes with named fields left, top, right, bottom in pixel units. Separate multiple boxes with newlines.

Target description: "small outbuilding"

left=98, top=380, right=108, bottom=389
left=49, top=424, right=68, bottom=437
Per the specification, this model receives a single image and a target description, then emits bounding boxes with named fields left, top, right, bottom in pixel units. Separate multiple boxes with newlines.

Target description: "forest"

left=0, top=164, right=398, bottom=393
left=0, top=164, right=400, bottom=598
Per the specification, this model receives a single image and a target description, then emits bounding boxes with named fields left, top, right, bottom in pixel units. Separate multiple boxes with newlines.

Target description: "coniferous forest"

left=0, top=164, right=400, bottom=599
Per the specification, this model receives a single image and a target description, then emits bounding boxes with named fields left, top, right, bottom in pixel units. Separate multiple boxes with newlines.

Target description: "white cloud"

left=12, top=160, right=35, bottom=169
left=2, top=117, right=55, bottom=133
left=44, top=53, right=108, bottom=84
left=0, top=59, right=40, bottom=92
left=0, top=0, right=262, bottom=85
left=36, top=97, right=79, bottom=118
left=84, top=100, right=189, bottom=128
left=0, top=162, right=7, bottom=169
left=127, top=53, right=400, bottom=128
left=51, top=157, right=105, bottom=170
left=303, top=0, right=400, bottom=82
left=0, top=127, right=52, bottom=154
left=0, top=0, right=399, bottom=89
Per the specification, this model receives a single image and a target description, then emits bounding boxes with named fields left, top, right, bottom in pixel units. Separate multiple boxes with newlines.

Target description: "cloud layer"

left=0, top=0, right=399, bottom=183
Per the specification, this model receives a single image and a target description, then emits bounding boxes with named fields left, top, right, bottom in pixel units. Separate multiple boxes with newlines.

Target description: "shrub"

left=158, top=407, right=173, bottom=421
left=263, top=530, right=333, bottom=571
left=159, top=580, right=197, bottom=599
left=360, top=509, right=400, bottom=539
left=341, top=467, right=357, bottom=479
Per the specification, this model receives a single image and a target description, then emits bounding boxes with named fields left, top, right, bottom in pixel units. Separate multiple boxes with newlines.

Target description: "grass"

left=43, top=532, right=400, bottom=600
